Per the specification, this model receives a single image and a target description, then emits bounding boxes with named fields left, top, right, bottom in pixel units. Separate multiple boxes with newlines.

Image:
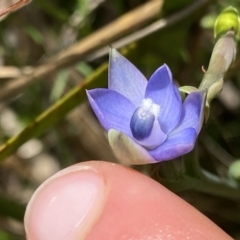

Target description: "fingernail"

left=24, top=164, right=106, bottom=240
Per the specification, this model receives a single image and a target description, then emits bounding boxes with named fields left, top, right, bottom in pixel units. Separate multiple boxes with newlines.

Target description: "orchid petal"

left=109, top=49, right=147, bottom=106
left=86, top=89, right=135, bottom=136
left=172, top=90, right=206, bottom=135
left=108, top=129, right=156, bottom=165
left=149, top=128, right=197, bottom=162
left=145, top=64, right=182, bottom=134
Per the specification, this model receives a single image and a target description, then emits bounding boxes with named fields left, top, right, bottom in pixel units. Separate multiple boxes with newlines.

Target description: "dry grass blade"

left=87, top=0, right=211, bottom=61
left=0, top=66, right=33, bottom=79
left=0, top=0, right=31, bottom=18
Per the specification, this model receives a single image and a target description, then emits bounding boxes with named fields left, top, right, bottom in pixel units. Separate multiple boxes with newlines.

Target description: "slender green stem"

left=0, top=63, right=108, bottom=162
left=179, top=29, right=239, bottom=199
left=181, top=142, right=240, bottom=200
left=159, top=170, right=240, bottom=200
left=192, top=170, right=240, bottom=200
left=183, top=143, right=205, bottom=178
left=161, top=143, right=240, bottom=200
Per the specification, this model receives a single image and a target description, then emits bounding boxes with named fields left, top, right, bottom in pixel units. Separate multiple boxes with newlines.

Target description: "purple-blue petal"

left=86, top=89, right=135, bottom=136
left=145, top=64, right=182, bottom=134
left=108, top=49, right=147, bottom=106
left=148, top=128, right=197, bottom=162
left=171, top=91, right=206, bottom=134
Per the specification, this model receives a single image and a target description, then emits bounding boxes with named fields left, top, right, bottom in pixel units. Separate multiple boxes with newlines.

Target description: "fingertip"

left=24, top=163, right=107, bottom=240
left=24, top=161, right=232, bottom=240
left=82, top=162, right=232, bottom=240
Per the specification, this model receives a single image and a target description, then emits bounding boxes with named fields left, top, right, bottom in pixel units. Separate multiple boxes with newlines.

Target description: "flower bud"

left=228, top=160, right=240, bottom=185
left=199, top=30, right=236, bottom=111
left=214, top=6, right=240, bottom=40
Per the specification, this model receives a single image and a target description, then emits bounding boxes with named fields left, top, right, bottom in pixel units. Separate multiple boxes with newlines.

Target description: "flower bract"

left=86, top=49, right=205, bottom=165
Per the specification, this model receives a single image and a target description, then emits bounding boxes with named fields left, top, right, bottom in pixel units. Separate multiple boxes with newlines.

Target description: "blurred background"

left=0, top=0, right=240, bottom=239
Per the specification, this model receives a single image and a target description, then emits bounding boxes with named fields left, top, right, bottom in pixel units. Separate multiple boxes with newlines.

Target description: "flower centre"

left=130, top=98, right=160, bottom=141
left=130, top=98, right=166, bottom=149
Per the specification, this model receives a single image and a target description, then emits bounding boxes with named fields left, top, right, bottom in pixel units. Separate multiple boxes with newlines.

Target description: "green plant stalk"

left=200, top=170, right=239, bottom=198
left=183, top=143, right=205, bottom=179
left=157, top=143, right=240, bottom=201
left=160, top=172, right=240, bottom=200
left=155, top=150, right=240, bottom=200
left=180, top=144, right=240, bottom=200
left=0, top=63, right=108, bottom=162
left=181, top=28, right=238, bottom=199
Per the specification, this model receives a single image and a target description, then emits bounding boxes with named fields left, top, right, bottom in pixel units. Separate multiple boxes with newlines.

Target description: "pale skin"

left=24, top=161, right=232, bottom=240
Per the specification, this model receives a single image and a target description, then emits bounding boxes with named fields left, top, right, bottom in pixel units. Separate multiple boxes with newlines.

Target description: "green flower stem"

left=160, top=142, right=240, bottom=201
left=182, top=143, right=205, bottom=179
left=183, top=146, right=240, bottom=200
left=160, top=172, right=240, bottom=201
left=181, top=120, right=239, bottom=201
left=158, top=142, right=240, bottom=200
left=181, top=27, right=238, bottom=199
left=157, top=159, right=182, bottom=180
left=194, top=170, right=240, bottom=200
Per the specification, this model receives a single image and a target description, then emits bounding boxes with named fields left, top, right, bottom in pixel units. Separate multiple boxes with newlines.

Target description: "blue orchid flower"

left=87, top=49, right=206, bottom=165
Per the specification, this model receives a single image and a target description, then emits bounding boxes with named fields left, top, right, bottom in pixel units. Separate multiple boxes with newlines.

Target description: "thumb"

left=24, top=161, right=231, bottom=240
